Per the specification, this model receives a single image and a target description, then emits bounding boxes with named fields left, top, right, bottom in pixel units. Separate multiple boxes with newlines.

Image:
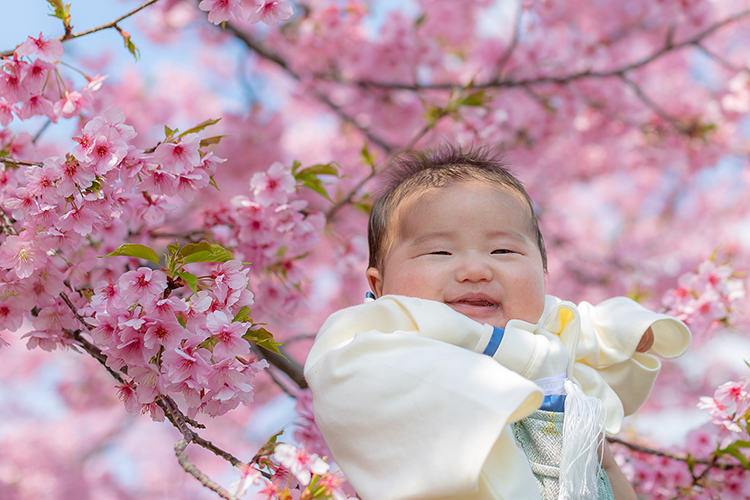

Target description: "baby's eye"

left=491, top=249, right=514, bottom=255
left=430, top=251, right=451, bottom=255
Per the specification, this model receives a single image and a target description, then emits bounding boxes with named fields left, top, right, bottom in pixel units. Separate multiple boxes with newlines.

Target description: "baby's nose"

left=455, top=256, right=492, bottom=282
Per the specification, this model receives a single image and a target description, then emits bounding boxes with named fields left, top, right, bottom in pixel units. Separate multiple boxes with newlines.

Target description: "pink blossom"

left=205, top=310, right=250, bottom=360
left=118, top=268, right=168, bottom=305
left=50, top=155, right=96, bottom=198
left=0, top=234, right=39, bottom=279
left=57, top=205, right=100, bottom=236
left=22, top=58, right=55, bottom=94
left=115, top=381, right=141, bottom=413
left=211, top=260, right=250, bottom=303
left=273, top=443, right=329, bottom=486
left=162, top=336, right=211, bottom=385
left=247, top=0, right=294, bottom=26
left=198, top=0, right=243, bottom=24
left=250, top=161, right=297, bottom=207
left=229, top=463, right=262, bottom=497
left=25, top=163, right=61, bottom=204
left=0, top=100, right=17, bottom=126
left=152, top=134, right=201, bottom=174
left=18, top=94, right=56, bottom=121
left=143, top=317, right=187, bottom=350
left=15, top=33, right=64, bottom=63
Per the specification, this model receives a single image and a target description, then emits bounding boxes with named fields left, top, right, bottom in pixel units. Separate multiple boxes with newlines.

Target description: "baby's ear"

left=365, top=267, right=383, bottom=298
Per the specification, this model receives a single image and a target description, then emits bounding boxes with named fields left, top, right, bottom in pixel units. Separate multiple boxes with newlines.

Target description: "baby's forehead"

left=391, top=181, right=532, bottom=228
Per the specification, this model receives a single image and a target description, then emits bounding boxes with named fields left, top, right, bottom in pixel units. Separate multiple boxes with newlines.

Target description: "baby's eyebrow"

left=408, top=231, right=453, bottom=247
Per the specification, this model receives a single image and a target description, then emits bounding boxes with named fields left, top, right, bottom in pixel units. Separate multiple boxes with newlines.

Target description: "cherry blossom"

left=273, top=443, right=330, bottom=486
left=247, top=0, right=294, bottom=26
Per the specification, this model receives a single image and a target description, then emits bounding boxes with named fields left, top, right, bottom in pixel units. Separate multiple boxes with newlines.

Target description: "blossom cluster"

left=0, top=33, right=104, bottom=127
left=698, top=377, right=750, bottom=444
left=84, top=259, right=267, bottom=419
left=230, top=442, right=353, bottom=500
left=203, top=161, right=326, bottom=316
left=618, top=437, right=750, bottom=500
left=662, top=259, right=745, bottom=340
left=0, top=103, right=220, bottom=345
left=198, top=0, right=293, bottom=26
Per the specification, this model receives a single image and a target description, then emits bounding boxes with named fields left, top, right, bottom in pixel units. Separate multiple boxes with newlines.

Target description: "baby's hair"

left=367, top=144, right=547, bottom=272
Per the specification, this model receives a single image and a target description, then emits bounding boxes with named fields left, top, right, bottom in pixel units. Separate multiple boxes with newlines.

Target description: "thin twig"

left=1, top=0, right=162, bottom=57
left=222, top=22, right=394, bottom=154
left=608, top=436, right=744, bottom=471
left=347, top=9, right=750, bottom=91
left=618, top=74, right=689, bottom=134
left=0, top=158, right=43, bottom=168
left=326, top=122, right=435, bottom=220
left=493, top=1, right=523, bottom=80
left=0, top=207, right=18, bottom=236
left=252, top=344, right=308, bottom=390
left=175, top=439, right=243, bottom=500
left=694, top=42, right=748, bottom=73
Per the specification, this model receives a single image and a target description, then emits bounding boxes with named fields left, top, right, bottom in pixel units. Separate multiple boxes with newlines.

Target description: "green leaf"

left=179, top=241, right=235, bottom=263
left=102, top=244, right=160, bottom=264
left=179, top=118, right=221, bottom=138
left=165, top=125, right=177, bottom=139
left=716, top=440, right=750, bottom=469
left=199, top=135, right=228, bottom=148
left=177, top=271, right=198, bottom=294
left=46, top=0, right=71, bottom=29
left=293, top=162, right=340, bottom=202
left=296, top=162, right=340, bottom=177
left=117, top=28, right=140, bottom=61
left=243, top=326, right=284, bottom=356
left=457, top=89, right=488, bottom=108
left=361, top=143, right=376, bottom=167
left=353, top=193, right=372, bottom=214
left=232, top=306, right=252, bottom=323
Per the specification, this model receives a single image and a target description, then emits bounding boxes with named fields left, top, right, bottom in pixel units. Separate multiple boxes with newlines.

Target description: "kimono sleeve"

left=575, top=297, right=691, bottom=423
left=304, top=296, right=544, bottom=500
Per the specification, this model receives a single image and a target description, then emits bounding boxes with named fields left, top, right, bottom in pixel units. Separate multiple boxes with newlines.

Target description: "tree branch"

left=221, top=22, right=394, bottom=154
left=608, top=436, right=745, bottom=471
left=325, top=121, right=435, bottom=220
left=1, top=158, right=44, bottom=168
left=1, top=0, right=162, bottom=57
left=253, top=344, right=308, bottom=390
left=493, top=0, right=524, bottom=81
left=694, top=42, right=749, bottom=73
left=618, top=73, right=689, bottom=135
left=345, top=9, right=750, bottom=91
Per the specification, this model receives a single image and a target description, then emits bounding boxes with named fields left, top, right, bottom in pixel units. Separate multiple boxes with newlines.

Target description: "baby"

left=304, top=146, right=690, bottom=500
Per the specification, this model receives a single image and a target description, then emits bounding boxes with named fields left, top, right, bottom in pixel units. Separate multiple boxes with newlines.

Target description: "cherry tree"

left=1, top=0, right=749, bottom=498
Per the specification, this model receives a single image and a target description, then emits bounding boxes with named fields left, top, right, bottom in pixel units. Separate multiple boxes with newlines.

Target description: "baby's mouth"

left=454, top=298, right=496, bottom=307
left=447, top=296, right=499, bottom=309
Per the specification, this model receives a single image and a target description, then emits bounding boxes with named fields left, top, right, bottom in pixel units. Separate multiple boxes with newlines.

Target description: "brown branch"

left=618, top=74, right=689, bottom=135
left=253, top=344, right=308, bottom=390
left=493, top=1, right=523, bottom=80
left=175, top=439, right=243, bottom=500
left=1, top=0, right=162, bottom=57
left=0, top=207, right=18, bottom=236
left=221, top=22, right=394, bottom=155
left=694, top=42, right=749, bottom=73
left=607, top=436, right=744, bottom=471
left=325, top=121, right=435, bottom=220
left=347, top=9, right=750, bottom=91
left=0, top=158, right=44, bottom=168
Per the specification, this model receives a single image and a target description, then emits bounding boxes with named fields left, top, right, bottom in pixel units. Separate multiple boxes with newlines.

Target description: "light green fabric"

left=512, top=410, right=614, bottom=500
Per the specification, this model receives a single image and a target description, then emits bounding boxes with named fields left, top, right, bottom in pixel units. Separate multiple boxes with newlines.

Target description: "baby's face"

left=367, top=180, right=546, bottom=328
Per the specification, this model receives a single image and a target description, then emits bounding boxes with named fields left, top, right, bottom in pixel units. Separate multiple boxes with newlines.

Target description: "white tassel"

left=558, top=379, right=606, bottom=500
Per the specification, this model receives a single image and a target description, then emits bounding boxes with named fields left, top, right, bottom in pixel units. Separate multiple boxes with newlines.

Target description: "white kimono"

left=304, top=295, right=690, bottom=500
